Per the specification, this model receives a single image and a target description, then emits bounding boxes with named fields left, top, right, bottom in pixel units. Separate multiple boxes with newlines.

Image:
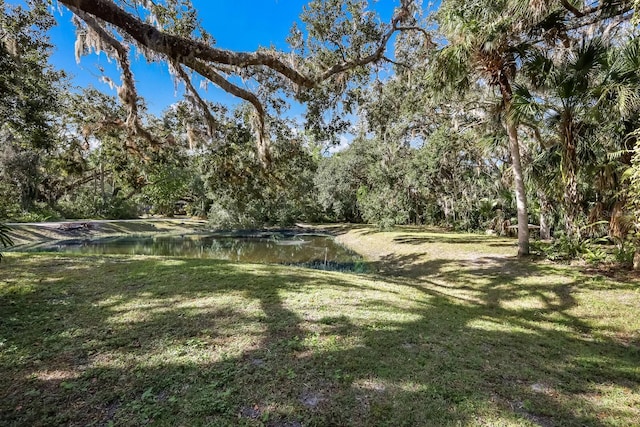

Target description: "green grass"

left=1, top=227, right=639, bottom=426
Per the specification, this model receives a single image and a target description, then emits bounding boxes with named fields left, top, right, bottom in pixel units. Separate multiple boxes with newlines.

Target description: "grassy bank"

left=5, top=218, right=208, bottom=246
left=1, top=227, right=639, bottom=426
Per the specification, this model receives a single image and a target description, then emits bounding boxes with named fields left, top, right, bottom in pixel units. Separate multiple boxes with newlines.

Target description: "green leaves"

left=0, top=2, right=64, bottom=150
left=509, top=83, right=545, bottom=124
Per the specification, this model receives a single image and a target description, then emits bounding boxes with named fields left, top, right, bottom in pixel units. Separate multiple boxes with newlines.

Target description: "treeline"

left=0, top=2, right=501, bottom=231
left=0, top=81, right=517, bottom=234
left=2, top=1, right=640, bottom=265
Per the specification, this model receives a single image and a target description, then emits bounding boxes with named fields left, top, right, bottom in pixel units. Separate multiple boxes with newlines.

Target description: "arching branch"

left=58, top=0, right=316, bottom=87
left=59, top=0, right=412, bottom=88
left=180, top=56, right=270, bottom=164
left=58, top=0, right=414, bottom=166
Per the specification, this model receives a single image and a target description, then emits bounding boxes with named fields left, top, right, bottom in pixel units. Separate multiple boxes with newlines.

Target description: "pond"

left=11, top=232, right=364, bottom=270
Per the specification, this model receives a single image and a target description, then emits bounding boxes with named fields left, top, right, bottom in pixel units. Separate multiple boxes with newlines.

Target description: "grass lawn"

left=1, top=226, right=639, bottom=426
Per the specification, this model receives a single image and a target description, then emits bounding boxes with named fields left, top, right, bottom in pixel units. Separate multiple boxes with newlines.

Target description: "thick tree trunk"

left=562, top=116, right=581, bottom=239
left=498, top=74, right=530, bottom=257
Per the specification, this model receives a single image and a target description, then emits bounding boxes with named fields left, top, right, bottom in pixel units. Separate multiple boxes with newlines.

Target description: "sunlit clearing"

left=466, top=318, right=539, bottom=334
left=352, top=378, right=427, bottom=393
left=158, top=259, right=187, bottom=267
left=31, top=369, right=80, bottom=381
left=498, top=295, right=558, bottom=311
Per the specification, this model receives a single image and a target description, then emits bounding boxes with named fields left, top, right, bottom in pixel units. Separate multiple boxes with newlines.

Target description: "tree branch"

left=396, top=25, right=435, bottom=46
left=560, top=0, right=585, bottom=17
left=61, top=0, right=411, bottom=86
left=382, top=56, right=410, bottom=68
left=318, top=9, right=408, bottom=81
left=169, top=60, right=217, bottom=138
left=68, top=5, right=161, bottom=151
left=180, top=56, right=270, bottom=164
left=565, top=6, right=634, bottom=32
left=58, top=0, right=316, bottom=87
left=59, top=0, right=414, bottom=165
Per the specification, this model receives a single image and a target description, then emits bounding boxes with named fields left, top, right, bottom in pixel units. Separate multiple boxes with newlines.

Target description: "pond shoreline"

left=6, top=221, right=366, bottom=272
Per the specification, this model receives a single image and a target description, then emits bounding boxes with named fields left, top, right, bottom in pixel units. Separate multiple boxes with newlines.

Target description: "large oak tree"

left=55, top=0, right=422, bottom=163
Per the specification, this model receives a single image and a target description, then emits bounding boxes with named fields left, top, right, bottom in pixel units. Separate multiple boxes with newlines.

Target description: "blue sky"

left=42, top=0, right=400, bottom=116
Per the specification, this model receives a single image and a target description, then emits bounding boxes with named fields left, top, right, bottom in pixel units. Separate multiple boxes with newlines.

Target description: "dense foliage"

left=2, top=0, right=640, bottom=265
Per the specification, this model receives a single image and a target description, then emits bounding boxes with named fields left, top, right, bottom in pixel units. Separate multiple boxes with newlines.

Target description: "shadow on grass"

left=7, top=219, right=208, bottom=246
left=1, top=253, right=638, bottom=426
left=392, top=234, right=515, bottom=247
left=6, top=227, right=60, bottom=244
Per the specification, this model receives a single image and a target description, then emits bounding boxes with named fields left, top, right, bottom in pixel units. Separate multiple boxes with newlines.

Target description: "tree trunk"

left=564, top=172, right=579, bottom=238
left=540, top=212, right=550, bottom=240
left=507, top=121, right=530, bottom=256
left=100, top=162, right=106, bottom=204
left=499, top=74, right=530, bottom=257
left=562, top=116, right=580, bottom=239
left=538, top=190, right=551, bottom=240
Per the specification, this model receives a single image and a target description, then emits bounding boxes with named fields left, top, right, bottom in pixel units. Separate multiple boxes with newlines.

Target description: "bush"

left=7, top=203, right=61, bottom=223
left=357, top=186, right=410, bottom=230
left=532, top=234, right=632, bottom=266
left=57, top=190, right=139, bottom=219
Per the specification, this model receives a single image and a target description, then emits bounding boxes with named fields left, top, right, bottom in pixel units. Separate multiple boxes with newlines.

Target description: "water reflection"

left=13, top=233, right=362, bottom=267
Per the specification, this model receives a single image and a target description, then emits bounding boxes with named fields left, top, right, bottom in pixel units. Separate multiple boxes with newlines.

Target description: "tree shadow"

left=6, top=227, right=60, bottom=245
left=1, top=253, right=639, bottom=426
left=392, top=234, right=512, bottom=246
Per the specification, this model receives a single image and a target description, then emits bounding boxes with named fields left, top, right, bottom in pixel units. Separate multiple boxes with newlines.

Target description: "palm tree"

left=599, top=37, right=640, bottom=267
left=434, top=0, right=531, bottom=255
left=514, top=39, right=610, bottom=238
left=515, top=32, right=640, bottom=243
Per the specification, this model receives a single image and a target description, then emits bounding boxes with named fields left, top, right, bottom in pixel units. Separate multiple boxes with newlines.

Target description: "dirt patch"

left=239, top=405, right=262, bottom=419
left=300, top=391, right=326, bottom=408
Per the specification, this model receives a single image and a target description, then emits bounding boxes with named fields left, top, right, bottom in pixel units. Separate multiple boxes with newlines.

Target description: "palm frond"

left=431, top=43, right=473, bottom=94
left=529, top=143, right=561, bottom=185
left=621, top=165, right=635, bottom=183
left=613, top=37, right=640, bottom=77
left=520, top=47, right=553, bottom=89
left=510, top=83, right=545, bottom=124
left=572, top=38, right=608, bottom=74
left=599, top=38, right=640, bottom=118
